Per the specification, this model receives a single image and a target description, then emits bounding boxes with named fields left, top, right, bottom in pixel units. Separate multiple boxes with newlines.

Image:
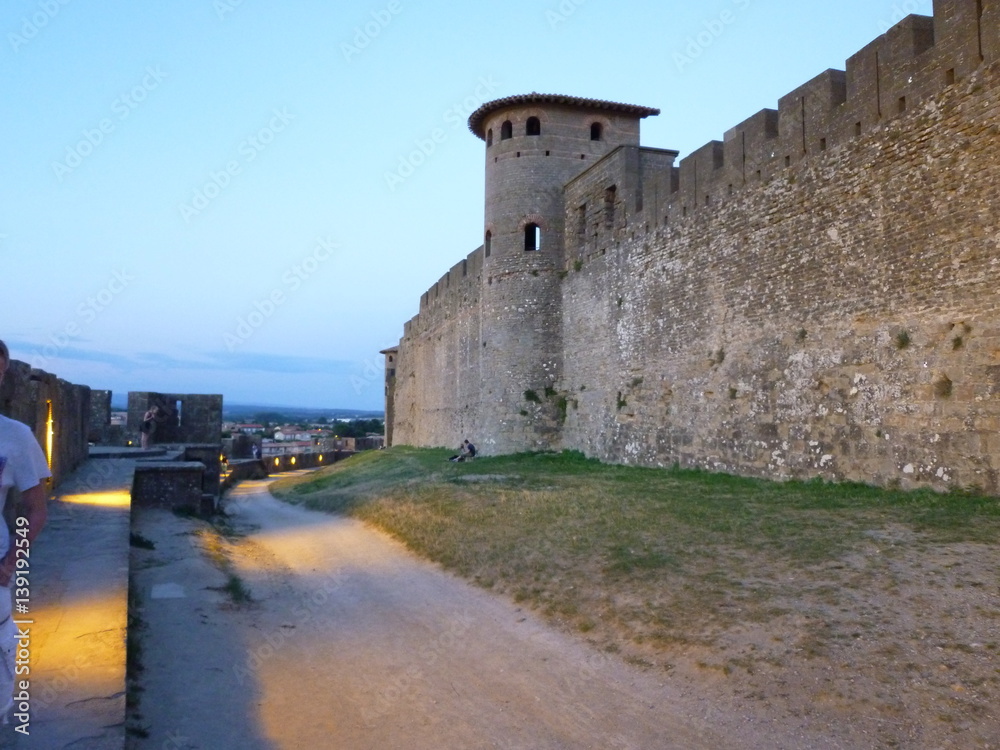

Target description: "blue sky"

left=1, top=0, right=932, bottom=410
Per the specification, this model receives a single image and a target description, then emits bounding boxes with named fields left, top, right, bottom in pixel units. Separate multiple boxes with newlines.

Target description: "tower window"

left=524, top=223, right=541, bottom=252
left=590, top=122, right=603, bottom=141
left=486, top=128, right=493, bottom=147
left=526, top=117, right=541, bottom=136
left=500, top=121, right=513, bottom=140
left=604, top=186, right=616, bottom=229
left=484, top=230, right=492, bottom=257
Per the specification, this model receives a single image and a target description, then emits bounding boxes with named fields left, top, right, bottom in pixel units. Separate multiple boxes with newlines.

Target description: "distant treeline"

left=329, top=418, right=384, bottom=438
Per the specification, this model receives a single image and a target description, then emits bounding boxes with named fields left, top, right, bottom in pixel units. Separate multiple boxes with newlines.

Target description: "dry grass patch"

left=271, top=447, right=1000, bottom=747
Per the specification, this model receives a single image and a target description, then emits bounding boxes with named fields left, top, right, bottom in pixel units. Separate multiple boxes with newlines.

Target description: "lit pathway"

left=13, top=454, right=137, bottom=750
left=135, top=476, right=732, bottom=749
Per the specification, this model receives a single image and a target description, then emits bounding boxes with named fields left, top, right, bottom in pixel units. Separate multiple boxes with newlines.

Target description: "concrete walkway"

left=8, top=454, right=136, bottom=749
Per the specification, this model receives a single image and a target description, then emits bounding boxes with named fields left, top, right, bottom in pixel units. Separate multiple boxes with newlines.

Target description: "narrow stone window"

left=486, top=128, right=493, bottom=147
left=501, top=121, right=513, bottom=140
left=590, top=122, right=603, bottom=141
left=524, top=223, right=541, bottom=252
left=945, top=68, right=956, bottom=85
left=855, top=121, right=862, bottom=137
left=705, top=195, right=711, bottom=207
left=604, top=186, right=616, bottom=229
left=784, top=155, right=791, bottom=168
left=484, top=230, right=492, bottom=257
left=526, top=117, right=541, bottom=136
left=819, top=138, right=827, bottom=151
left=898, top=96, right=907, bottom=114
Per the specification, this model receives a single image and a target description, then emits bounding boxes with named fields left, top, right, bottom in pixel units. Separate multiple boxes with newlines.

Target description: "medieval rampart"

left=390, top=1, right=1000, bottom=492
left=0, top=360, right=92, bottom=488
left=393, top=247, right=485, bottom=448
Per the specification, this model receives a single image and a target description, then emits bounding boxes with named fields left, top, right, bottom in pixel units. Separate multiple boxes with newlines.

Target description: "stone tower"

left=467, top=94, right=659, bottom=453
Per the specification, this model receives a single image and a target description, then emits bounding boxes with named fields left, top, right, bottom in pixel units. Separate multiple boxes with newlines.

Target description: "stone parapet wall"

left=0, top=359, right=91, bottom=488
left=561, top=55, right=1000, bottom=493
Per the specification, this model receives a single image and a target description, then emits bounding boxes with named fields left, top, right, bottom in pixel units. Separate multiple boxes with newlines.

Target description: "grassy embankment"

left=270, top=447, right=1000, bottom=665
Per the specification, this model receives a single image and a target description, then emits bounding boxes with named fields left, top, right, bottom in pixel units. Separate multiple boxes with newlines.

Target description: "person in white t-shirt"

left=0, top=340, right=49, bottom=719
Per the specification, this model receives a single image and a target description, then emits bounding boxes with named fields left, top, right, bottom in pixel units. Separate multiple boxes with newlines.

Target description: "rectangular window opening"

left=604, top=186, right=617, bottom=229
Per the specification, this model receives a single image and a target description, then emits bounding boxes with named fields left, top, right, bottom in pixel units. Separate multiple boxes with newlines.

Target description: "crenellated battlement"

left=404, top=245, right=484, bottom=341
left=661, top=1, right=997, bottom=222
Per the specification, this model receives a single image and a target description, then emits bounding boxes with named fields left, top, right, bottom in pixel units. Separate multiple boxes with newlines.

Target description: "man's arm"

left=0, top=484, right=46, bottom=586
left=19, top=484, right=47, bottom=542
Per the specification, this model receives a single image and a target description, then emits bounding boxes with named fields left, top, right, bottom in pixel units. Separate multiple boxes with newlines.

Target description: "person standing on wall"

left=0, top=340, right=49, bottom=720
left=139, top=405, right=159, bottom=449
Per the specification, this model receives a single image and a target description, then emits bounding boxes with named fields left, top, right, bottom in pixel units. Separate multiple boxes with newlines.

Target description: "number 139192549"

left=13, top=517, right=30, bottom=613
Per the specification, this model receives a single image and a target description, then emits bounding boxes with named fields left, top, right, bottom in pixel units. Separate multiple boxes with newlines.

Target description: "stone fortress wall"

left=390, top=0, right=1000, bottom=493
left=0, top=359, right=94, bottom=489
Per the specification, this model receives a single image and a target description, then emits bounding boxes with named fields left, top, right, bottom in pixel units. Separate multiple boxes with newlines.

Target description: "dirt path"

left=131, top=476, right=845, bottom=749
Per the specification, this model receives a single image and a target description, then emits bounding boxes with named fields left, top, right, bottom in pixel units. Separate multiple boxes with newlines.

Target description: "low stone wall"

left=132, top=461, right=210, bottom=514
left=221, top=451, right=354, bottom=495
left=183, top=444, right=223, bottom=497
left=265, top=450, right=347, bottom=474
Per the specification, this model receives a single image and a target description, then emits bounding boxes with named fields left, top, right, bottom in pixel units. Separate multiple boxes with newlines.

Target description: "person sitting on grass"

left=448, top=440, right=477, bottom=462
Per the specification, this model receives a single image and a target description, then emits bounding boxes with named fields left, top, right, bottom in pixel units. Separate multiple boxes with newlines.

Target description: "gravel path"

left=131, top=475, right=826, bottom=749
